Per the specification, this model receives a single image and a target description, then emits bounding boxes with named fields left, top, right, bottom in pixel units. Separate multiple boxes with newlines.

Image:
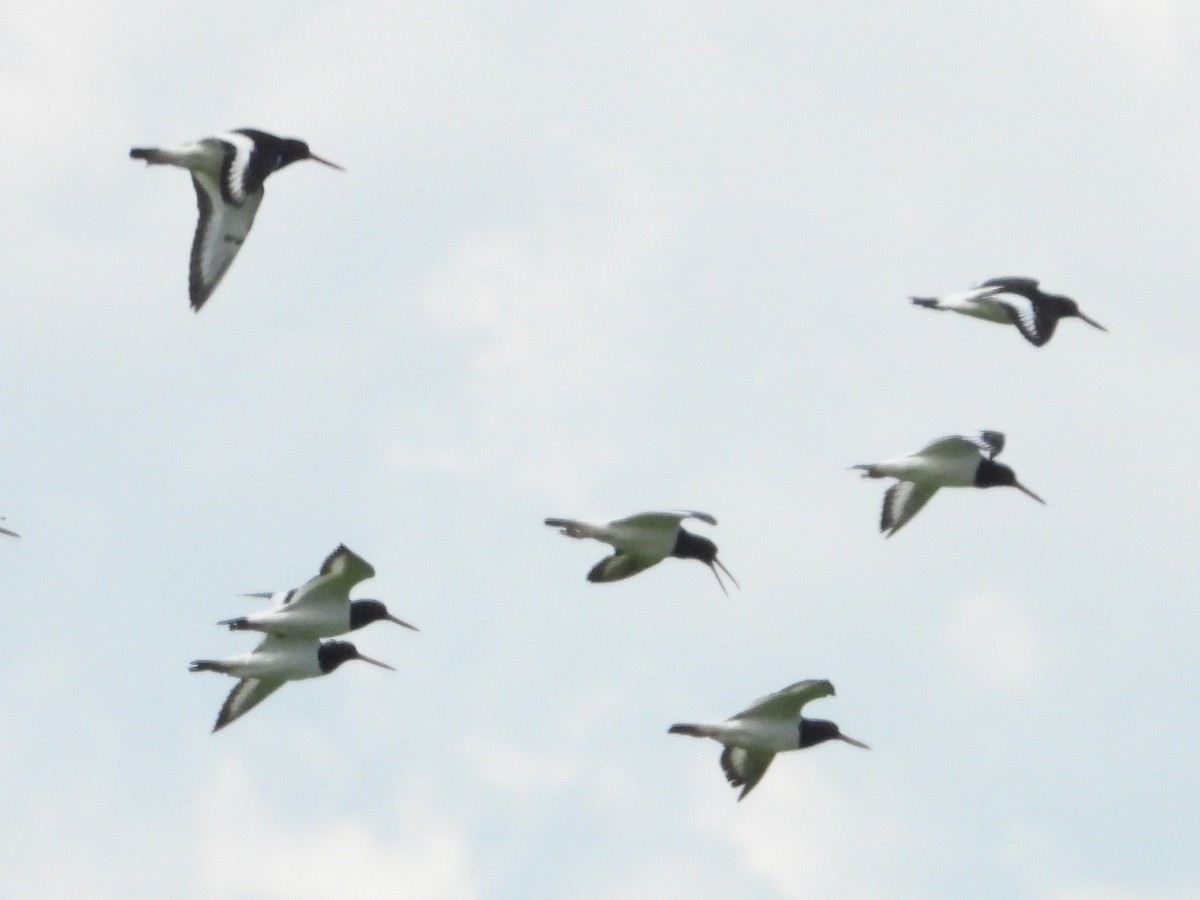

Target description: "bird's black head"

left=975, top=458, right=1017, bottom=489
left=316, top=640, right=396, bottom=674
left=274, top=138, right=317, bottom=170
left=672, top=528, right=718, bottom=563
left=800, top=717, right=870, bottom=749
left=316, top=640, right=360, bottom=673
left=975, top=458, right=1046, bottom=504
left=235, top=129, right=344, bottom=173
left=349, top=600, right=389, bottom=631
left=349, top=599, right=419, bottom=632
left=672, top=529, right=739, bottom=595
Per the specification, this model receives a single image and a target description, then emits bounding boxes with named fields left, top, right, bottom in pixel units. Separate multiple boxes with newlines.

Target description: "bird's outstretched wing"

left=587, top=552, right=657, bottom=583
left=916, top=431, right=1003, bottom=460
left=237, top=589, right=297, bottom=606
left=609, top=510, right=717, bottom=529
left=316, top=544, right=375, bottom=581
left=975, top=278, right=1057, bottom=346
left=977, top=276, right=1041, bottom=293
left=882, top=481, right=939, bottom=536
left=720, top=745, right=776, bottom=801
left=965, top=431, right=1005, bottom=458
left=281, top=545, right=375, bottom=615
left=212, top=677, right=285, bottom=732
left=188, top=174, right=263, bottom=311
left=992, top=295, right=1056, bottom=345
left=730, top=679, right=836, bottom=721
left=999, top=300, right=1058, bottom=346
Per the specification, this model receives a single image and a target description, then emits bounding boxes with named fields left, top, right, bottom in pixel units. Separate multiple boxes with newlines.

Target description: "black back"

left=983, top=276, right=1081, bottom=328
left=799, top=718, right=844, bottom=748
left=348, top=599, right=390, bottom=631
left=672, top=529, right=718, bottom=563
left=974, top=457, right=1018, bottom=489
left=316, top=640, right=359, bottom=673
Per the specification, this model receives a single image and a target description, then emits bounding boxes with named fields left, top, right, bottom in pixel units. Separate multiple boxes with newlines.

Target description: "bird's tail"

left=910, top=296, right=940, bottom=309
left=130, top=147, right=170, bottom=165
left=544, top=517, right=596, bottom=539
left=850, top=464, right=882, bottom=478
left=188, top=659, right=231, bottom=674
left=217, top=617, right=253, bottom=631
left=668, top=724, right=712, bottom=738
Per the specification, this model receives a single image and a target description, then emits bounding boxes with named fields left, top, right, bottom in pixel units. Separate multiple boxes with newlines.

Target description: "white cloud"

left=392, top=151, right=677, bottom=498
left=195, top=759, right=481, bottom=900
left=1000, top=823, right=1200, bottom=900
left=696, top=762, right=920, bottom=899
left=1075, top=0, right=1200, bottom=80
left=947, top=592, right=1043, bottom=693
left=457, top=735, right=578, bottom=795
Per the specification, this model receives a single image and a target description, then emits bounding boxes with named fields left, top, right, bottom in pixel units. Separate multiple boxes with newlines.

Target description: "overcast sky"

left=3, top=2, right=1200, bottom=898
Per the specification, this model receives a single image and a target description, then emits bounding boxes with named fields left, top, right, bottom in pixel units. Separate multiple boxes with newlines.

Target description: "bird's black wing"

left=720, top=745, right=775, bottom=801
left=188, top=174, right=263, bottom=311
left=586, top=552, right=656, bottom=583
left=212, top=677, right=285, bottom=732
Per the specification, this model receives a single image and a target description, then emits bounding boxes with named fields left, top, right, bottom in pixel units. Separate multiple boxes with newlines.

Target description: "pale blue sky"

left=3, top=2, right=1199, bottom=897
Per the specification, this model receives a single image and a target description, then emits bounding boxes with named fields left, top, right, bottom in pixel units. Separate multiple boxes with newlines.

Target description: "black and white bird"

left=669, top=679, right=867, bottom=801
left=189, top=634, right=394, bottom=732
left=911, top=277, right=1106, bottom=347
left=130, top=128, right=343, bottom=311
left=219, top=544, right=417, bottom=639
left=544, top=510, right=738, bottom=595
left=0, top=518, right=18, bottom=538
left=853, top=431, right=1045, bottom=536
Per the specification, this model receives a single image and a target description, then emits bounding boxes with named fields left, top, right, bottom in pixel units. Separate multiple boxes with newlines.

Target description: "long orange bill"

left=1015, top=481, right=1046, bottom=504
left=709, top=558, right=740, bottom=597
left=1078, top=311, right=1107, bottom=331
left=839, top=734, right=870, bottom=749
left=308, top=151, right=345, bottom=171
left=387, top=614, right=419, bottom=632
left=355, top=653, right=396, bottom=671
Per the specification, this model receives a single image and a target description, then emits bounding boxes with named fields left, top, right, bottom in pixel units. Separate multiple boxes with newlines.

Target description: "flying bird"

left=130, top=128, right=343, bottom=311
left=0, top=518, right=18, bottom=538
left=911, top=277, right=1106, bottom=346
left=189, top=634, right=394, bottom=732
left=853, top=431, right=1044, bottom=536
left=669, top=679, right=867, bottom=801
left=544, top=510, right=738, bottom=595
left=219, top=544, right=417, bottom=639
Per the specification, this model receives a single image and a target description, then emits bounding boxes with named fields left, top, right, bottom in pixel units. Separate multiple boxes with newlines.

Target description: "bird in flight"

left=853, top=431, right=1044, bottom=536
left=130, top=128, right=343, bottom=311
left=911, top=277, right=1106, bottom=346
left=544, top=510, right=738, bottom=595
left=669, top=679, right=867, bottom=800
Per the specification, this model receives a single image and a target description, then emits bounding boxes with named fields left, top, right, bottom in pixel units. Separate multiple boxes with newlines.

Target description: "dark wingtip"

left=218, top=617, right=249, bottom=631
left=130, top=147, right=164, bottom=165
